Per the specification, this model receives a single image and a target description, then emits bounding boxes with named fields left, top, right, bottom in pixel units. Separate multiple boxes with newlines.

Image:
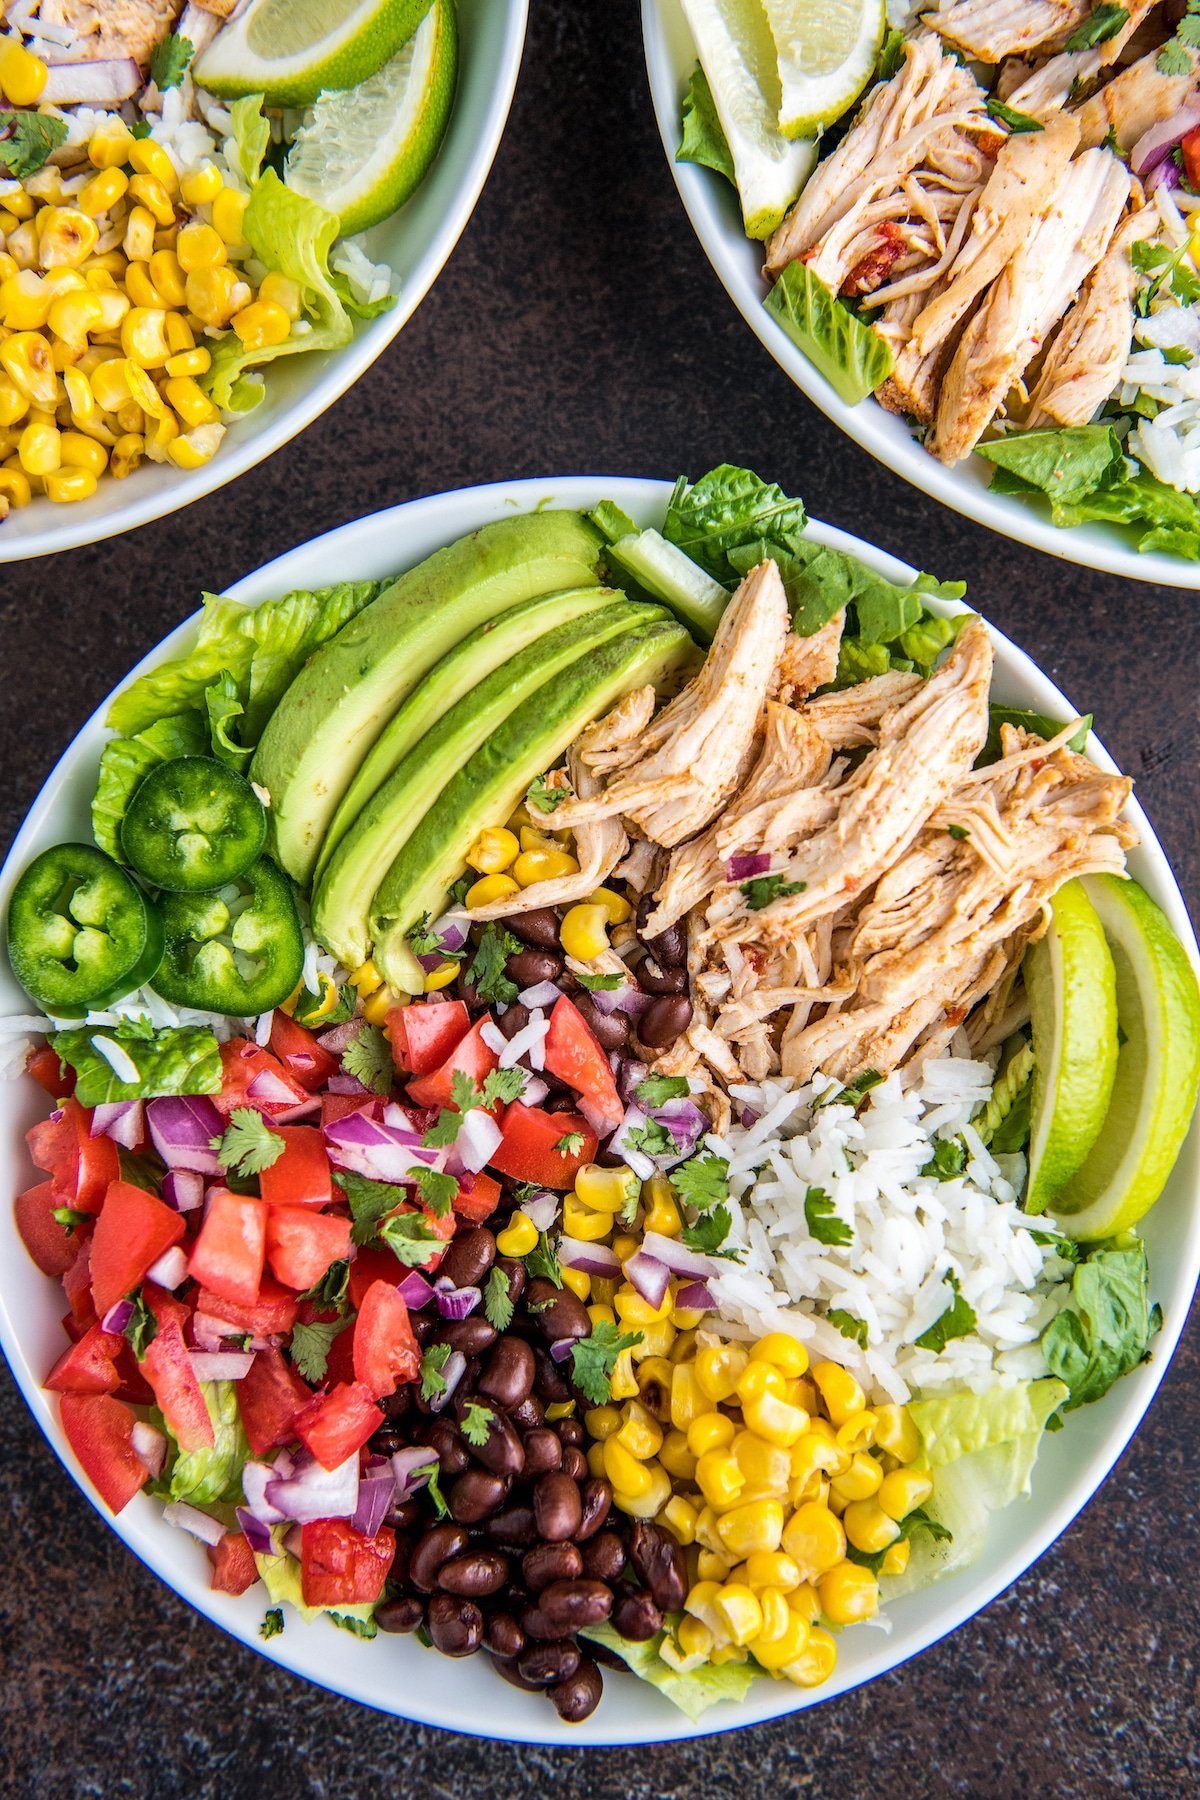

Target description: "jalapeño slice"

left=7, top=842, right=164, bottom=1015
left=150, top=855, right=304, bottom=1016
left=122, top=756, right=267, bottom=893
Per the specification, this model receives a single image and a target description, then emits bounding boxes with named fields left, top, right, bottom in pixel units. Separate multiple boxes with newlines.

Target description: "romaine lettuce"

left=50, top=1024, right=221, bottom=1105
left=91, top=710, right=208, bottom=859
left=168, top=1381, right=250, bottom=1506
left=228, top=94, right=269, bottom=186
left=764, top=262, right=894, bottom=406
left=677, top=63, right=735, bottom=185
left=582, top=1620, right=759, bottom=1719
left=978, top=706, right=1091, bottom=767
left=1042, top=1234, right=1162, bottom=1412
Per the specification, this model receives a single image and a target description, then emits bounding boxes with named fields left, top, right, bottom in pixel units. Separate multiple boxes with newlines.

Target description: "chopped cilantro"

left=293, top=981, right=355, bottom=1028
left=671, top=1151, right=729, bottom=1212
left=527, top=772, right=572, bottom=813
left=946, top=823, right=970, bottom=841
left=553, top=1130, right=585, bottom=1156
left=739, top=873, right=807, bottom=910
left=299, top=1258, right=350, bottom=1311
left=570, top=1322, right=644, bottom=1404
left=334, top=1170, right=412, bottom=1247
left=828, top=1308, right=869, bottom=1348
left=422, top=1108, right=463, bottom=1149
left=122, top=1288, right=158, bottom=1361
left=921, top=1137, right=968, bottom=1182
left=210, top=1106, right=285, bottom=1177
left=329, top=1611, right=378, bottom=1639
left=51, top=1206, right=89, bottom=1237
left=821, top=1069, right=883, bottom=1110
left=290, top=1315, right=352, bottom=1383
left=804, top=1185, right=853, bottom=1247
left=378, top=1210, right=443, bottom=1267
left=574, top=971, right=622, bottom=991
left=846, top=1506, right=951, bottom=1574
left=625, top=1117, right=677, bottom=1159
left=1131, top=238, right=1200, bottom=311
left=412, top=1166, right=458, bottom=1219
left=483, top=1265, right=515, bottom=1330
left=635, top=1074, right=690, bottom=1107
left=260, top=1608, right=284, bottom=1639
left=1064, top=4, right=1127, bottom=50
left=481, top=1067, right=527, bottom=1107
left=525, top=1230, right=562, bottom=1286
left=1028, top=1228, right=1082, bottom=1264
left=150, top=31, right=193, bottom=88
left=407, top=912, right=465, bottom=962
left=419, top=1341, right=452, bottom=1402
left=680, top=1203, right=743, bottom=1260
left=986, top=96, right=1044, bottom=133
left=464, top=924, right=522, bottom=1005
left=460, top=1401, right=496, bottom=1446
left=0, top=111, right=68, bottom=179
left=342, top=1024, right=394, bottom=1096
left=412, top=1458, right=448, bottom=1518
left=913, top=1270, right=977, bottom=1352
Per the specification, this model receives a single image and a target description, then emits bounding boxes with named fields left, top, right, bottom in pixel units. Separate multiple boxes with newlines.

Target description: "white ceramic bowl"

left=1, top=476, right=1197, bottom=1744
left=0, top=0, right=527, bottom=563
left=642, top=0, right=1200, bottom=590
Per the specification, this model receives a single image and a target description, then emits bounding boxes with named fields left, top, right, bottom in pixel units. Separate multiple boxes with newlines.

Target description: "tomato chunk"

left=405, top=1017, right=499, bottom=1109
left=352, top=1280, right=420, bottom=1398
left=300, top=1518, right=395, bottom=1607
left=62, top=1234, right=96, bottom=1329
left=259, top=1126, right=333, bottom=1210
left=452, top=1171, right=501, bottom=1223
left=195, top=1276, right=298, bottom=1337
left=269, top=1011, right=339, bottom=1092
left=265, top=1206, right=350, bottom=1292
left=208, top=1530, right=260, bottom=1596
left=141, top=1317, right=214, bottom=1452
left=28, top=1097, right=119, bottom=1213
left=1182, top=125, right=1200, bottom=192
left=90, top=1180, right=186, bottom=1319
left=320, top=1092, right=379, bottom=1129
left=543, top=995, right=624, bottom=1130
left=346, top=1206, right=454, bottom=1306
left=59, top=1391, right=149, bottom=1514
left=387, top=999, right=470, bottom=1076
left=237, top=1346, right=312, bottom=1458
left=28, top=1044, right=73, bottom=1099
left=188, top=1190, right=267, bottom=1308
left=44, top=1322, right=124, bottom=1395
left=214, top=1039, right=314, bottom=1119
left=490, top=1102, right=596, bottom=1189
left=15, top=1178, right=84, bottom=1277
left=293, top=1380, right=380, bottom=1470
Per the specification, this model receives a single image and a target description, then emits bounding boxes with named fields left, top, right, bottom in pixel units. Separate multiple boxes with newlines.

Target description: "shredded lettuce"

left=91, top=709, right=208, bottom=859
left=1041, top=1234, right=1162, bottom=1412
left=228, top=94, right=269, bottom=186
left=168, top=1381, right=250, bottom=1506
left=764, top=261, right=894, bottom=406
left=677, top=63, right=735, bottom=185
left=581, top=1621, right=758, bottom=1719
left=50, top=1024, right=221, bottom=1106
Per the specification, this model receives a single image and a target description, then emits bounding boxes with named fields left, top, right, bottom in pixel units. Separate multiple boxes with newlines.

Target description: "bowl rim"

left=1, top=474, right=1197, bottom=1745
left=639, top=0, right=1200, bottom=592
left=0, top=0, right=529, bottom=564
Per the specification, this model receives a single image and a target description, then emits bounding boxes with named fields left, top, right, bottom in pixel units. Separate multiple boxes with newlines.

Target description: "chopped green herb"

left=986, top=96, right=1044, bottom=133
left=1132, top=238, right=1200, bottom=311
left=150, top=31, right=193, bottom=88
left=422, top=1107, right=463, bottom=1150
left=411, top=1166, right=458, bottom=1219
left=342, top=1024, right=394, bottom=1096
left=804, top=1185, right=853, bottom=1248
left=299, top=1258, right=350, bottom=1312
left=625, top=1117, right=677, bottom=1159
left=419, top=1342, right=452, bottom=1402
left=946, top=823, right=970, bottom=841
left=407, top=912, right=450, bottom=958
left=680, top=1203, right=743, bottom=1260
left=554, top=1131, right=585, bottom=1156
left=460, top=1402, right=496, bottom=1447
left=525, top=1230, right=562, bottom=1286
left=846, top=1506, right=951, bottom=1574
left=570, top=1322, right=644, bottom=1405
left=123, top=1288, right=158, bottom=1361
left=51, top=1206, right=89, bottom=1237
left=1065, top=4, right=1127, bottom=50
left=424, top=1462, right=449, bottom=1519
left=739, top=873, right=807, bottom=910
left=480, top=1066, right=527, bottom=1108
left=828, top=1308, right=869, bottom=1349
left=822, top=1069, right=883, bottom=1109
left=921, top=1137, right=968, bottom=1182
left=483, top=1265, right=515, bottom=1331
left=635, top=1074, right=691, bottom=1107
left=913, top=1270, right=977, bottom=1352
left=334, top=1170, right=412, bottom=1247
left=290, top=1315, right=352, bottom=1383
left=328, top=1611, right=377, bottom=1639
left=210, top=1106, right=285, bottom=1177
left=118, top=1147, right=165, bottom=1194
left=293, top=981, right=356, bottom=1028
left=1028, top=1228, right=1082, bottom=1263
left=0, top=111, right=69, bottom=179
left=527, top=772, right=572, bottom=813
left=260, top=1608, right=284, bottom=1639
left=378, top=1210, right=443, bottom=1267
left=464, top=924, right=522, bottom=1005
left=671, top=1151, right=729, bottom=1212
left=575, top=971, right=623, bottom=991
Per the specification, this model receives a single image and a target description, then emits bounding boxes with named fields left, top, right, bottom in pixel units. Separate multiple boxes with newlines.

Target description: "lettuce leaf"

left=663, top=464, right=807, bottom=581
left=168, top=1381, right=250, bottom=1506
left=581, top=1621, right=758, bottom=1720
left=331, top=268, right=397, bottom=321
left=51, top=1025, right=221, bottom=1105
left=764, top=261, right=894, bottom=406
left=204, top=670, right=252, bottom=769
left=978, top=706, right=1091, bottom=767
left=91, top=709, right=208, bottom=859
left=1041, top=1235, right=1162, bottom=1412
left=229, top=94, right=269, bottom=186
left=677, top=63, right=735, bottom=185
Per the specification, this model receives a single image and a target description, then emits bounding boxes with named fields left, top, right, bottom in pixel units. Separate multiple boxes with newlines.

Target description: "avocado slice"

left=369, top=619, right=699, bottom=991
left=312, top=596, right=662, bottom=969
left=315, top=584, right=626, bottom=884
left=251, top=511, right=607, bottom=887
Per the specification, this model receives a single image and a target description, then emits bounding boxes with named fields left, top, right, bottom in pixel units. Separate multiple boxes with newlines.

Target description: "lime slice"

left=680, top=0, right=817, bottom=239
left=286, top=0, right=457, bottom=236
left=1049, top=874, right=1200, bottom=1241
left=193, top=0, right=433, bottom=107
left=1025, top=879, right=1118, bottom=1215
left=760, top=0, right=885, bottom=138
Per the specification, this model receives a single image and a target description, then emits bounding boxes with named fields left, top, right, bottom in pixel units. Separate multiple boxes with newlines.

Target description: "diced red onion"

left=454, top=1107, right=502, bottom=1174
left=317, top=1019, right=362, bottom=1054
left=283, top=1524, right=304, bottom=1559
left=623, top=1250, right=671, bottom=1309
left=614, top=986, right=655, bottom=1019
left=550, top=1338, right=575, bottom=1363
left=584, top=981, right=626, bottom=1016
left=189, top=1350, right=255, bottom=1382
left=254, top=1012, right=273, bottom=1048
left=392, top=1446, right=437, bottom=1501
left=162, top=1501, right=226, bottom=1547
left=611, top=1105, right=656, bottom=1179
left=90, top=1100, right=144, bottom=1147
left=1148, top=159, right=1182, bottom=195
left=726, top=851, right=771, bottom=881
left=431, top=913, right=468, bottom=956
left=246, top=1068, right=307, bottom=1109
left=674, top=1279, right=716, bottom=1311
left=479, top=1020, right=506, bottom=1056
left=326, top=1070, right=373, bottom=1095
left=647, top=1097, right=708, bottom=1167
left=1132, top=103, right=1200, bottom=176
left=414, top=949, right=446, bottom=974
left=241, top=1460, right=288, bottom=1525
left=351, top=1462, right=398, bottom=1537
left=235, top=1506, right=276, bottom=1557
left=617, top=1060, right=649, bottom=1105
left=323, top=1109, right=438, bottom=1183
left=518, top=980, right=562, bottom=1010
left=427, top=1349, right=466, bottom=1413
left=640, top=1229, right=724, bottom=1281
left=521, top=1189, right=559, bottom=1232
left=740, top=1106, right=760, bottom=1128
left=146, top=1245, right=189, bottom=1290
left=382, top=1101, right=425, bottom=1135
left=270, top=1095, right=321, bottom=1123
left=40, top=57, right=141, bottom=103
left=558, top=1235, right=621, bottom=1278
left=131, top=1420, right=167, bottom=1478
left=288, top=1051, right=319, bottom=1077
left=162, top=1168, right=204, bottom=1213
left=434, top=1284, right=481, bottom=1320
left=147, top=1094, right=225, bottom=1175
left=397, top=1270, right=436, bottom=1308
left=266, top=1449, right=359, bottom=1523
left=101, top=1298, right=134, bottom=1334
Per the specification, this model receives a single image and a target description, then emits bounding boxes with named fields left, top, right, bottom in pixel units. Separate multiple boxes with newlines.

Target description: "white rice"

left=707, top=1057, right=1072, bottom=1406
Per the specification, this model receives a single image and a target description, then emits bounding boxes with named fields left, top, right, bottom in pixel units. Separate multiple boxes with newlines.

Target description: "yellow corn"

left=91, top=288, right=131, bottom=333
left=465, top=872, right=519, bottom=909
left=423, top=960, right=459, bottom=992
left=180, top=162, right=222, bottom=207
left=612, top=1461, right=671, bottom=1519
left=123, top=361, right=168, bottom=419
left=231, top=298, right=290, bottom=350
left=716, top=1499, right=784, bottom=1559
left=750, top=1607, right=810, bottom=1671
left=613, top=1285, right=671, bottom=1329
left=121, top=307, right=171, bottom=368
left=836, top=1408, right=878, bottom=1455
left=258, top=269, right=303, bottom=319
left=781, top=1500, right=846, bottom=1580
left=0, top=380, right=28, bottom=426
left=47, top=288, right=106, bottom=353
left=615, top=1399, right=663, bottom=1460
left=466, top=826, right=519, bottom=873
left=584, top=1404, right=621, bottom=1441
left=127, top=173, right=175, bottom=229
left=641, top=1176, right=682, bottom=1237
left=361, top=989, right=393, bottom=1028
left=163, top=374, right=218, bottom=427
left=817, top=1560, right=878, bottom=1625
left=610, top=1232, right=640, bottom=1261
left=696, top=1448, right=745, bottom=1511
left=560, top=1264, right=590, bottom=1302
left=677, top=1616, right=713, bottom=1660
left=744, top=1550, right=801, bottom=1592
left=658, top=1428, right=697, bottom=1482
left=586, top=1302, right=616, bottom=1329
left=0, top=40, right=48, bottom=106
left=128, top=138, right=178, bottom=195
left=77, top=169, right=129, bottom=219
left=610, top=1346, right=640, bottom=1400
left=604, top=1436, right=654, bottom=1498
left=494, top=1213, right=538, bottom=1257
left=669, top=1362, right=703, bottom=1431
left=43, top=465, right=97, bottom=503
left=749, top=1332, right=810, bottom=1378
left=587, top=885, right=633, bottom=925
left=18, top=421, right=60, bottom=475
left=812, top=1361, right=866, bottom=1427
left=881, top=1539, right=911, bottom=1577
left=0, top=467, right=32, bottom=507
left=109, top=432, right=143, bottom=479
left=165, top=347, right=211, bottom=379
left=830, top=1451, right=883, bottom=1505
left=634, top=1318, right=676, bottom=1361
left=2, top=334, right=57, bottom=407
left=349, top=960, right=382, bottom=997
left=544, top=1401, right=576, bottom=1423
left=575, top=1162, right=638, bottom=1215
left=59, top=430, right=107, bottom=476
left=661, top=1494, right=699, bottom=1545
left=713, top=1584, right=762, bottom=1646
left=148, top=249, right=187, bottom=309
left=877, top=1467, right=934, bottom=1521
left=561, top=1194, right=612, bottom=1243
left=635, top=1354, right=675, bottom=1420
left=873, top=1403, right=921, bottom=1462
left=164, top=311, right=195, bottom=354
left=6, top=220, right=37, bottom=270
left=559, top=902, right=608, bottom=961
left=687, top=1411, right=735, bottom=1457
left=783, top=1626, right=837, bottom=1688
left=211, top=185, right=249, bottom=245
left=695, top=1344, right=749, bottom=1404
left=842, top=1499, right=900, bottom=1555
left=118, top=259, right=163, bottom=307
left=731, top=1431, right=791, bottom=1496
left=1, top=271, right=51, bottom=331
left=742, top=1391, right=810, bottom=1449
left=513, top=847, right=578, bottom=886
left=582, top=1442, right=605, bottom=1482
left=184, top=265, right=243, bottom=327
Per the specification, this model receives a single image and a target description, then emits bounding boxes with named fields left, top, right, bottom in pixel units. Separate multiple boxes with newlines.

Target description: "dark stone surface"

left=1, top=4, right=1197, bottom=1796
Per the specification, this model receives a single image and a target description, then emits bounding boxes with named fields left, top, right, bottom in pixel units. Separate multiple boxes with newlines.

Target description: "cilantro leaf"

left=329, top=1611, right=377, bottom=1639
left=1065, top=4, right=1127, bottom=49
left=420, top=1341, right=452, bottom=1402
left=828, top=1308, right=869, bottom=1348
left=1158, top=37, right=1194, bottom=74
left=51, top=1206, right=89, bottom=1237
left=460, top=1402, right=496, bottom=1447
left=527, top=773, right=572, bottom=813
left=123, top=1289, right=158, bottom=1361
left=570, top=1322, right=644, bottom=1405
left=293, top=981, right=355, bottom=1028
left=946, top=823, right=970, bottom=841
left=210, top=1106, right=285, bottom=1177
left=334, top=1170, right=412, bottom=1247
left=680, top=1203, right=743, bottom=1260
left=118, top=1147, right=164, bottom=1194
left=464, top=924, right=522, bottom=1005
left=739, top=873, right=807, bottom=910
left=378, top=1210, right=443, bottom=1266
left=626, top=1118, right=677, bottom=1159
left=525, top=1230, right=563, bottom=1286
left=804, top=1185, right=853, bottom=1247
left=554, top=1130, right=585, bottom=1156
left=342, top=1024, right=394, bottom=1096
left=671, top=1151, right=729, bottom=1212
left=846, top=1506, right=952, bottom=1574
left=422, top=1462, right=448, bottom=1519
left=299, top=1258, right=349, bottom=1311
left=290, top=1315, right=352, bottom=1383
left=412, top=1166, right=458, bottom=1219
left=920, top=1137, right=967, bottom=1182
left=150, top=31, right=193, bottom=88
left=407, top=912, right=465, bottom=962
left=483, top=1265, right=515, bottom=1331
left=821, top=1069, right=883, bottom=1109
left=574, top=971, right=622, bottom=991
left=0, top=111, right=68, bottom=179
left=1028, top=1228, right=1082, bottom=1264
left=986, top=96, right=1044, bottom=133
left=635, top=1074, right=690, bottom=1107
left=481, top=1066, right=527, bottom=1107
left=260, top=1608, right=284, bottom=1639
left=422, top=1107, right=463, bottom=1149
left=913, top=1270, right=977, bottom=1352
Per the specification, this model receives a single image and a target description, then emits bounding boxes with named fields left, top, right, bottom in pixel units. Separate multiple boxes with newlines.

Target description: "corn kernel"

left=180, top=162, right=222, bottom=207
left=0, top=379, right=28, bottom=426
left=110, top=432, right=143, bottom=478
left=465, top=872, right=519, bottom=909
left=691, top=1505, right=725, bottom=1555
left=634, top=1354, right=675, bottom=1422
left=812, top=1361, right=866, bottom=1427
left=18, top=420, right=60, bottom=475
left=873, top=1403, right=921, bottom=1463
left=781, top=1500, right=846, bottom=1580
left=211, top=184, right=249, bottom=245
left=742, top=1392, right=810, bottom=1449
left=1, top=333, right=57, bottom=407
left=544, top=1401, right=575, bottom=1423
left=842, top=1498, right=900, bottom=1556
left=256, top=269, right=302, bottom=319
left=494, top=1213, right=538, bottom=1257
left=696, top=1549, right=732, bottom=1585
left=0, top=248, right=16, bottom=278
left=585, top=1441, right=606, bottom=1481
left=126, top=136, right=176, bottom=191
left=559, top=901, right=609, bottom=961
left=713, top=1583, right=762, bottom=1646
left=145, top=248, right=186, bottom=309
left=89, top=358, right=130, bottom=414
left=423, top=959, right=460, bottom=992
left=610, top=1346, right=640, bottom=1400
left=164, top=347, right=211, bottom=379
left=783, top=1625, right=837, bottom=1688
left=163, top=374, right=217, bottom=427
left=616, top=1399, right=663, bottom=1460
left=561, top=1194, right=612, bottom=1243
left=6, top=221, right=39, bottom=273
left=466, top=825, right=519, bottom=873
left=42, top=463, right=96, bottom=502
left=750, top=1607, right=810, bottom=1671
left=127, top=172, right=175, bottom=229
left=830, top=1451, right=883, bottom=1506
left=92, top=289, right=131, bottom=335
left=575, top=1162, right=638, bottom=1215
left=877, top=1467, right=934, bottom=1521
left=754, top=1585, right=793, bottom=1645
left=670, top=1309, right=705, bottom=1335
left=0, top=466, right=32, bottom=507
left=587, top=885, right=633, bottom=925
left=732, top=1431, right=792, bottom=1496
left=836, top=1408, right=878, bottom=1456
left=122, top=360, right=168, bottom=419
left=586, top=1302, right=616, bottom=1329
left=695, top=1344, right=749, bottom=1404
left=696, top=1448, right=745, bottom=1511
left=584, top=1404, right=621, bottom=1441
left=361, top=989, right=393, bottom=1028
left=817, top=1560, right=878, bottom=1625
left=661, top=1494, right=699, bottom=1545
left=185, top=265, right=242, bottom=327
left=164, top=311, right=195, bottom=354
left=881, top=1539, right=911, bottom=1577
left=614, top=1286, right=672, bottom=1331
left=750, top=1332, right=810, bottom=1379
left=512, top=847, right=579, bottom=887
left=641, top=1177, right=682, bottom=1237
left=231, top=298, right=291, bottom=350
left=78, top=169, right=129, bottom=218
left=559, top=1263, right=590, bottom=1302
left=0, top=40, right=48, bottom=106
left=717, top=1498, right=784, bottom=1559
left=744, top=1550, right=801, bottom=1592
left=59, top=430, right=107, bottom=476
left=35, top=207, right=97, bottom=271
left=121, top=307, right=171, bottom=369
left=677, top=1616, right=713, bottom=1659
left=604, top=1438, right=655, bottom=1500
left=0, top=270, right=51, bottom=331
left=658, top=1428, right=697, bottom=1482
left=669, top=1362, right=702, bottom=1431
left=611, top=1232, right=639, bottom=1261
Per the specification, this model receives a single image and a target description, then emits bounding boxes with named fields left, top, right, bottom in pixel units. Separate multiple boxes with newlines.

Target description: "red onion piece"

left=577, top=1095, right=617, bottom=1142
left=726, top=851, right=771, bottom=881
left=740, top=1106, right=760, bottom=1128
left=1132, top=102, right=1200, bottom=176
left=235, top=1506, right=276, bottom=1558
left=351, top=1463, right=398, bottom=1538
left=521, top=1189, right=559, bottom=1232
left=191, top=1310, right=274, bottom=1353
left=91, top=1099, right=144, bottom=1147
left=189, top=1349, right=255, bottom=1382
left=614, top=986, right=655, bottom=1019
left=246, top=1068, right=307, bottom=1109
left=323, top=1109, right=438, bottom=1183
left=272, top=1096, right=322, bottom=1124
left=583, top=981, right=626, bottom=1017
left=611, top=1105, right=656, bottom=1179
left=241, top=1460, right=288, bottom=1525
left=431, top=913, right=468, bottom=955
left=1147, top=159, right=1182, bottom=195
left=623, top=1250, right=671, bottom=1309
left=146, top=1245, right=189, bottom=1290
left=283, top=1524, right=304, bottom=1559
left=454, top=1108, right=502, bottom=1174
left=147, top=1094, right=225, bottom=1175
left=317, top=1019, right=362, bottom=1054
left=617, top=1060, right=649, bottom=1105
left=397, top=1270, right=436, bottom=1308
left=131, top=1420, right=167, bottom=1479
left=427, top=1349, right=466, bottom=1413
left=326, top=1070, right=373, bottom=1095
left=40, top=57, right=141, bottom=103
left=640, top=1229, right=724, bottom=1281
left=266, top=1449, right=359, bottom=1523
left=392, top=1446, right=437, bottom=1501
left=517, top=980, right=562, bottom=1010
left=674, top=1279, right=716, bottom=1311
left=414, top=949, right=445, bottom=973
left=162, top=1168, right=204, bottom=1213
left=162, top=1501, right=226, bottom=1546
left=557, top=1235, right=621, bottom=1278
left=101, top=1298, right=134, bottom=1335
left=550, top=1338, right=575, bottom=1364
left=434, top=1284, right=481, bottom=1321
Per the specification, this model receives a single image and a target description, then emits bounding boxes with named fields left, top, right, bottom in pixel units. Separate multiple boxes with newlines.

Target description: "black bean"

left=495, top=1254, right=526, bottom=1310
left=576, top=1478, right=613, bottom=1542
left=639, top=994, right=693, bottom=1049
left=611, top=1583, right=663, bottom=1641
left=484, top=1613, right=526, bottom=1659
left=506, top=948, right=563, bottom=988
left=478, top=1336, right=536, bottom=1410
left=437, top=1550, right=509, bottom=1598
left=381, top=1387, right=411, bottom=1418
left=448, top=1468, right=510, bottom=1523
left=389, top=1533, right=413, bottom=1590
left=629, top=1520, right=688, bottom=1613
left=426, top=1419, right=470, bottom=1477
left=409, top=1522, right=470, bottom=1592
left=549, top=1657, right=604, bottom=1723
left=572, top=992, right=630, bottom=1050
left=427, top=1593, right=483, bottom=1658
left=520, top=1426, right=561, bottom=1477
left=586, top=1638, right=628, bottom=1673
left=637, top=955, right=688, bottom=996
left=509, top=1393, right=546, bottom=1434
left=433, top=1316, right=499, bottom=1357
left=376, top=1595, right=425, bottom=1634
left=517, top=1640, right=581, bottom=1687
left=531, top=1578, right=613, bottom=1633
left=383, top=1499, right=423, bottom=1532
left=555, top=1417, right=585, bottom=1447
left=485, top=1501, right=537, bottom=1548
left=526, top=1278, right=591, bottom=1344
left=455, top=974, right=488, bottom=1011
left=560, top=1445, right=588, bottom=1482
left=500, top=908, right=561, bottom=949
left=369, top=1425, right=404, bottom=1457
left=532, top=1347, right=572, bottom=1404
left=533, top=1471, right=582, bottom=1543
left=496, top=1001, right=531, bottom=1041
left=636, top=896, right=687, bottom=968
left=457, top=1399, right=525, bottom=1478
left=411, top=1313, right=436, bottom=1346
left=522, top=1541, right=583, bottom=1592
left=544, top=1090, right=583, bottom=1114
left=492, top=1654, right=546, bottom=1693
left=580, top=1530, right=625, bottom=1583
left=439, top=1226, right=496, bottom=1292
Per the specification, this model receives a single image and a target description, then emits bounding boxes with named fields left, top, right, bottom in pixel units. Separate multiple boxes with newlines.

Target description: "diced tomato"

left=28, top=1097, right=119, bottom=1213
left=237, top=1346, right=312, bottom=1457
left=196, top=1276, right=298, bottom=1337
left=59, top=1391, right=149, bottom=1514
left=44, top=1322, right=124, bottom=1395
left=27, top=1044, right=73, bottom=1099
left=300, top=1518, right=395, bottom=1607
left=452, top=1171, right=502, bottom=1223
left=352, top=1280, right=419, bottom=1398
left=142, top=1280, right=192, bottom=1335
left=388, top=999, right=470, bottom=1076
left=1182, top=126, right=1200, bottom=191
left=62, top=1234, right=96, bottom=1329
left=405, top=1016, right=499, bottom=1110
left=214, top=1039, right=314, bottom=1119
left=188, top=1190, right=267, bottom=1307
left=90, top=1180, right=185, bottom=1319
left=259, top=1126, right=333, bottom=1210
left=543, top=995, right=625, bottom=1130
left=61, top=1309, right=87, bottom=1343
left=265, top=1206, right=350, bottom=1292
left=140, top=1317, right=214, bottom=1452
left=293, top=1380, right=381, bottom=1471
left=269, top=1010, right=339, bottom=1092
left=490, top=1101, right=597, bottom=1189
left=324, top=1320, right=357, bottom=1387
left=15, top=1179, right=84, bottom=1277
left=111, top=1341, right=156, bottom=1408
left=208, top=1530, right=260, bottom=1596
left=321, top=1091, right=379, bottom=1129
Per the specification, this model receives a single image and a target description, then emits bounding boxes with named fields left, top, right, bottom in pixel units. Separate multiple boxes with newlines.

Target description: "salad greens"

left=50, top=1024, right=221, bottom=1105
left=582, top=1620, right=759, bottom=1721
left=165, top=1382, right=249, bottom=1507
left=676, top=64, right=735, bottom=186
left=764, top=262, right=895, bottom=406
left=1042, top=1236, right=1162, bottom=1412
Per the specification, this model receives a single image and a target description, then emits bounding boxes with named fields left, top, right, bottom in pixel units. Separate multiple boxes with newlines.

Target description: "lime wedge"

left=286, top=0, right=457, bottom=236
left=194, top=0, right=433, bottom=107
left=1049, top=874, right=1200, bottom=1241
left=680, top=0, right=817, bottom=238
left=761, top=0, right=885, bottom=138
left=1025, top=879, right=1118, bottom=1215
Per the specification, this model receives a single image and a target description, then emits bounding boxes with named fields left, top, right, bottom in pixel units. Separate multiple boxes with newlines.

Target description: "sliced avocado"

left=251, top=511, right=606, bottom=887
left=312, top=596, right=662, bottom=967
left=369, top=620, right=699, bottom=991
left=315, top=584, right=625, bottom=884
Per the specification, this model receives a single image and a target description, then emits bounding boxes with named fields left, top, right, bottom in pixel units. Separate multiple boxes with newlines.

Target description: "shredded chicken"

left=1075, top=45, right=1200, bottom=150
left=35, top=0, right=182, bottom=64
left=929, top=0, right=1092, bottom=65
left=774, top=611, right=844, bottom=703
left=1026, top=204, right=1158, bottom=428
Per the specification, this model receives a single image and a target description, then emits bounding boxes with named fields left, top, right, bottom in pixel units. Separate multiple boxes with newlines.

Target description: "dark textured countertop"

left=1, top=5, right=1198, bottom=1795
